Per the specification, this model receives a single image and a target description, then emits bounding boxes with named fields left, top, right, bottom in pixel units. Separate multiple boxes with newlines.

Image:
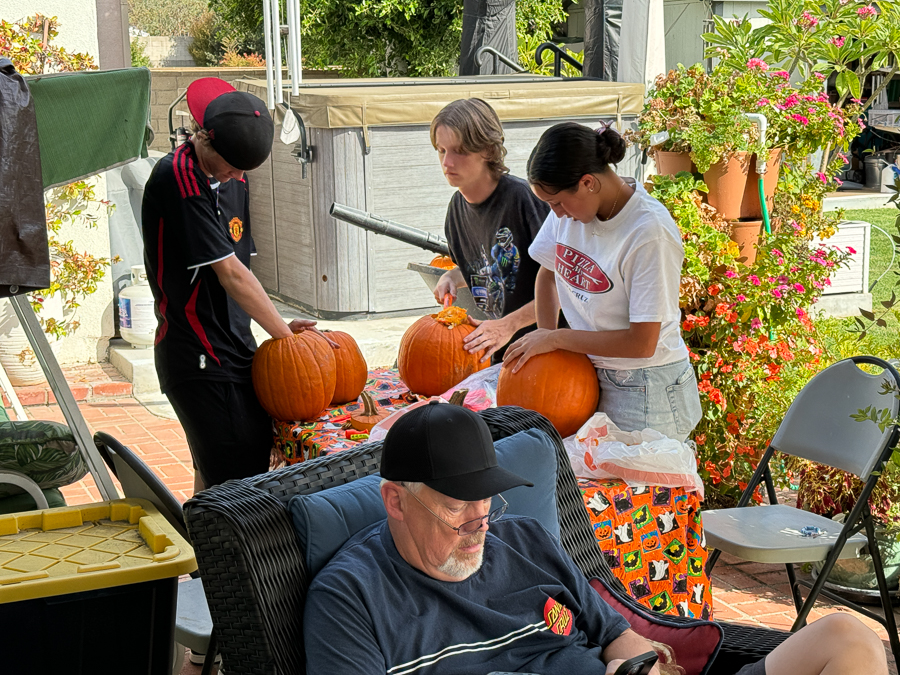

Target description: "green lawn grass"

left=817, top=207, right=899, bottom=359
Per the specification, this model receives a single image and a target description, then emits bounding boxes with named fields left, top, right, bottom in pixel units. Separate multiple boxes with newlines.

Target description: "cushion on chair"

left=590, top=577, right=723, bottom=675
left=289, top=428, right=560, bottom=578
left=0, top=421, right=87, bottom=498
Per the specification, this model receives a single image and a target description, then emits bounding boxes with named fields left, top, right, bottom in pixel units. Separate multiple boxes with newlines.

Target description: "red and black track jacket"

left=141, top=140, right=258, bottom=393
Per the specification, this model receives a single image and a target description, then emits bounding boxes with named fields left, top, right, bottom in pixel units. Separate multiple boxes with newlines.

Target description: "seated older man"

left=303, top=402, right=887, bottom=675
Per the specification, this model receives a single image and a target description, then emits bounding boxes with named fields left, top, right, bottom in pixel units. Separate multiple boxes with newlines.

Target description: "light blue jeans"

left=597, top=358, right=703, bottom=442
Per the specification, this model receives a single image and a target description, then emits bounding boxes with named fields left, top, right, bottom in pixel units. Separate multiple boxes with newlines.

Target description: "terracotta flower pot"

left=729, top=219, right=764, bottom=266
left=652, top=150, right=696, bottom=177
left=703, top=152, right=751, bottom=221
left=740, top=149, right=783, bottom=220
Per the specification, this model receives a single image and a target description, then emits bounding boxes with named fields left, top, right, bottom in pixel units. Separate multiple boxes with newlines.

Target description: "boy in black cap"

left=141, top=78, right=333, bottom=491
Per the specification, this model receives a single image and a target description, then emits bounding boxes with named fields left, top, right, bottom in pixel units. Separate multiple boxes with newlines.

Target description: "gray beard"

left=437, top=533, right=486, bottom=580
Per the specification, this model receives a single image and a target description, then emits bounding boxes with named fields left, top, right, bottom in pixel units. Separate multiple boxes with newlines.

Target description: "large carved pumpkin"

left=326, top=331, right=368, bottom=405
left=398, top=306, right=488, bottom=396
left=496, top=350, right=599, bottom=437
left=252, top=332, right=336, bottom=422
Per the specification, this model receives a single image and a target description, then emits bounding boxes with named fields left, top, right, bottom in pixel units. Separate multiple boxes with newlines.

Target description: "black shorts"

left=735, top=657, right=767, bottom=675
left=166, top=379, right=272, bottom=488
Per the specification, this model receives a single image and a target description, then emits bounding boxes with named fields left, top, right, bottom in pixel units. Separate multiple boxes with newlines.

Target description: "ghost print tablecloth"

left=579, top=478, right=714, bottom=619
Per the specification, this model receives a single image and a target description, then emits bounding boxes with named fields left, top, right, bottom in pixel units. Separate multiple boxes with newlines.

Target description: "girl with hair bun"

left=504, top=121, right=702, bottom=442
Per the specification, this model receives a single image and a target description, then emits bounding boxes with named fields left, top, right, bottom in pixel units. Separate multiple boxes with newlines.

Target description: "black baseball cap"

left=186, top=78, right=274, bottom=171
left=381, top=401, right=533, bottom=501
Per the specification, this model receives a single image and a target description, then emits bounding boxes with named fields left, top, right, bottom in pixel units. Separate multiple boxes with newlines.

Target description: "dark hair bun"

left=597, top=127, right=627, bottom=166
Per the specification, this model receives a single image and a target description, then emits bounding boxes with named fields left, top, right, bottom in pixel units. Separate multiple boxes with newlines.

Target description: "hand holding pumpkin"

left=463, top=317, right=515, bottom=362
left=502, top=328, right=559, bottom=373
left=496, top=349, right=600, bottom=437
left=288, top=319, right=340, bottom=348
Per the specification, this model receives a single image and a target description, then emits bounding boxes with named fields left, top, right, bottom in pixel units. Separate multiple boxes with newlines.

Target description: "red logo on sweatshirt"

left=543, top=597, right=574, bottom=636
left=555, top=244, right=613, bottom=293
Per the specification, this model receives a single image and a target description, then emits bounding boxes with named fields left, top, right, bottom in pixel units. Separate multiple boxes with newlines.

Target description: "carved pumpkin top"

left=434, top=305, right=469, bottom=329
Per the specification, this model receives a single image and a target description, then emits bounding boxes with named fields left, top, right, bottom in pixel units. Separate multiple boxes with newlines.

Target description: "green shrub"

left=188, top=11, right=223, bottom=67
left=130, top=37, right=150, bottom=67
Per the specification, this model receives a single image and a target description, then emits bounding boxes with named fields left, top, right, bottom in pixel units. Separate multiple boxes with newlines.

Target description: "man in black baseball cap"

left=303, top=403, right=887, bottom=675
left=380, top=399, right=533, bottom=580
left=141, top=77, right=335, bottom=503
left=304, top=400, right=672, bottom=675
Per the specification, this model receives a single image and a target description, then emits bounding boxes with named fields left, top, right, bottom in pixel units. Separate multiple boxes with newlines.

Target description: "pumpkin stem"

left=359, top=390, right=378, bottom=415
left=448, top=389, right=469, bottom=406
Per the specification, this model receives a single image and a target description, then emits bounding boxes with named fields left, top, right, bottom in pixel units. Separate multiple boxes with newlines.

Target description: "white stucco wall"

left=0, top=1, right=100, bottom=63
left=51, top=174, right=116, bottom=364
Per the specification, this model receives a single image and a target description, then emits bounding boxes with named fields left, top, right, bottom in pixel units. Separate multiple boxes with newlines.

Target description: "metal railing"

left=535, top=42, right=584, bottom=77
left=474, top=46, right=527, bottom=75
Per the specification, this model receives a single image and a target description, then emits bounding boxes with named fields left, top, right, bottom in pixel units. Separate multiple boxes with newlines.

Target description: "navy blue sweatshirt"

left=303, top=516, right=630, bottom=675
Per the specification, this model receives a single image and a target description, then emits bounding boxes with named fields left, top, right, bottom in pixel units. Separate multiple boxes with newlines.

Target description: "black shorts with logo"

left=166, top=379, right=271, bottom=488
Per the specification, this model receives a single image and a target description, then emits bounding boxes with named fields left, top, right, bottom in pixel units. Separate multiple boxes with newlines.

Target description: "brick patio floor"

left=6, top=367, right=900, bottom=674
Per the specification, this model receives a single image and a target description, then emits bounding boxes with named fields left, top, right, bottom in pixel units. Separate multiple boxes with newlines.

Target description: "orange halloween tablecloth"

left=579, top=479, right=713, bottom=619
left=272, top=368, right=416, bottom=464
left=272, top=368, right=713, bottom=617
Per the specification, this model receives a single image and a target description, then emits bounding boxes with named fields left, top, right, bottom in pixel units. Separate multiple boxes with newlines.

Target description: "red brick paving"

left=712, top=552, right=900, bottom=674
left=6, top=379, right=900, bottom=675
left=2, top=362, right=131, bottom=408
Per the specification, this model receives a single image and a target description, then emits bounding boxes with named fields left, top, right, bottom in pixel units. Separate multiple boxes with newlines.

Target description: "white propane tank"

left=118, top=265, right=156, bottom=348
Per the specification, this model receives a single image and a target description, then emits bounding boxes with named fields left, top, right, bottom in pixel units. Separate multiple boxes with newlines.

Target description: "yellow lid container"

left=0, top=498, right=197, bottom=604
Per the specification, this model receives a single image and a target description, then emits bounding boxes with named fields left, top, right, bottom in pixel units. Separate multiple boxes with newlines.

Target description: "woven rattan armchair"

left=184, top=406, right=791, bottom=674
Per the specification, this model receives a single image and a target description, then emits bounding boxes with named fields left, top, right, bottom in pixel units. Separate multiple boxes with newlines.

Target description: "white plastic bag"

left=439, top=363, right=501, bottom=411
left=369, top=365, right=502, bottom=442
left=565, top=413, right=704, bottom=498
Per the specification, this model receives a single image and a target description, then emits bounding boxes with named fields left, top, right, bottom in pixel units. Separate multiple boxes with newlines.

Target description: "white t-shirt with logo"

left=528, top=182, right=689, bottom=371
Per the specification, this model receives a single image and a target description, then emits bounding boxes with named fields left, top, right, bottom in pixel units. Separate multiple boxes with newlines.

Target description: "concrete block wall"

left=148, top=67, right=336, bottom=152
left=135, top=36, right=195, bottom=68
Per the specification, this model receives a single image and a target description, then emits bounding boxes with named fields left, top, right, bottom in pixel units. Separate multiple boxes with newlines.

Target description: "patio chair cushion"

left=0, top=420, right=87, bottom=498
left=289, top=428, right=559, bottom=577
left=590, top=577, right=723, bottom=675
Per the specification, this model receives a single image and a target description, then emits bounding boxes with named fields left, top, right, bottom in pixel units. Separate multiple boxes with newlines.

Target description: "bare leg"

left=193, top=468, right=205, bottom=495
left=763, top=614, right=887, bottom=675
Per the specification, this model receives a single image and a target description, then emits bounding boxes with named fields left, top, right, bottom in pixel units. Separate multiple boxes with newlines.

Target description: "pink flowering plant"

left=728, top=61, right=863, bottom=159
left=626, top=64, right=707, bottom=153
left=650, top=171, right=850, bottom=505
left=704, top=0, right=900, bottom=170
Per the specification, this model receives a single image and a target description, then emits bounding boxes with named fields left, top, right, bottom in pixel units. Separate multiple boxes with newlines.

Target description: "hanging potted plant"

left=625, top=64, right=707, bottom=176
left=681, top=66, right=761, bottom=221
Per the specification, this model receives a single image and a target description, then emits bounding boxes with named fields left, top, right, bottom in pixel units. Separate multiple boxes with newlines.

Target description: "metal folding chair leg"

left=864, top=512, right=900, bottom=667
left=788, top=511, right=900, bottom=668
left=705, top=548, right=722, bottom=577
left=783, top=562, right=805, bottom=620
left=200, top=632, right=219, bottom=675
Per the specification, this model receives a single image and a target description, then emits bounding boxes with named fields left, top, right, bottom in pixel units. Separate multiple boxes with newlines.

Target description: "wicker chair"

left=184, top=406, right=791, bottom=674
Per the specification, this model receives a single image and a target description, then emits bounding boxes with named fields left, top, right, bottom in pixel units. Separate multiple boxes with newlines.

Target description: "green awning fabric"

left=26, top=67, right=151, bottom=189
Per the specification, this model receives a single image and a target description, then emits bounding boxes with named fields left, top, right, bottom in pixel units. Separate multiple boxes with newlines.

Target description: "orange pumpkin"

left=252, top=331, right=336, bottom=422
left=430, top=255, right=457, bottom=270
left=398, top=306, right=489, bottom=396
left=326, top=330, right=368, bottom=405
left=496, top=350, right=599, bottom=437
